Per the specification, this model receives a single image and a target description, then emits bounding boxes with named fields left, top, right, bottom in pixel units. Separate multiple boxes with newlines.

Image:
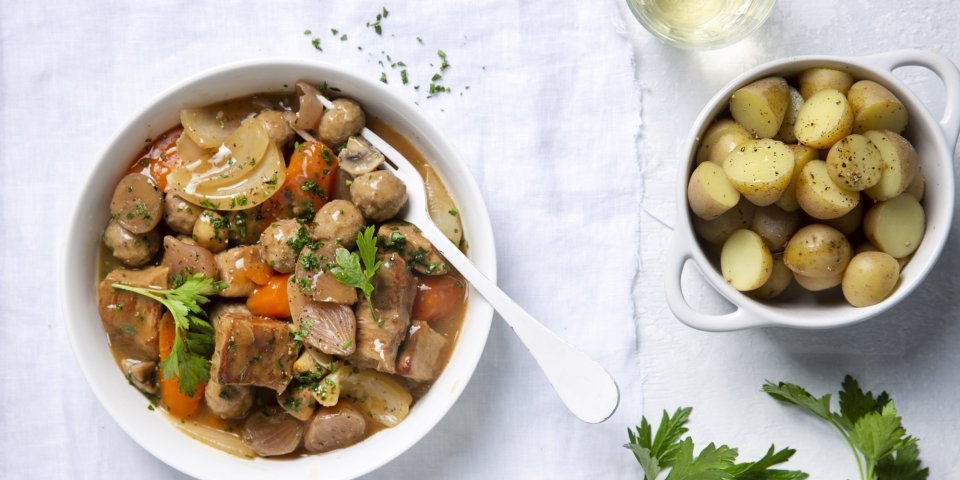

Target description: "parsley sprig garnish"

left=625, top=406, right=807, bottom=479
left=763, top=375, right=928, bottom=480
left=112, top=273, right=225, bottom=396
left=331, top=226, right=382, bottom=325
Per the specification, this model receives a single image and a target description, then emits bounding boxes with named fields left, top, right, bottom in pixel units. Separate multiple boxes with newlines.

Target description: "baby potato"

left=776, top=87, right=804, bottom=143
left=797, top=67, right=855, bottom=100
left=783, top=224, right=852, bottom=278
left=774, top=144, right=819, bottom=212
left=794, top=271, right=842, bottom=292
left=863, top=130, right=919, bottom=201
left=697, top=120, right=752, bottom=165
left=687, top=162, right=741, bottom=220
left=855, top=242, right=910, bottom=270
left=693, top=198, right=756, bottom=245
left=847, top=80, right=908, bottom=133
left=193, top=210, right=230, bottom=253
left=723, top=139, right=795, bottom=206
left=721, top=229, right=773, bottom=291
left=729, top=77, right=790, bottom=138
left=904, top=169, right=925, bottom=201
left=863, top=194, right=925, bottom=258
left=749, top=254, right=792, bottom=299
left=826, top=134, right=883, bottom=191
left=796, top=160, right=860, bottom=219
left=751, top=205, right=801, bottom=251
left=794, top=89, right=854, bottom=149
left=842, top=252, right=900, bottom=307
left=821, top=200, right=863, bottom=236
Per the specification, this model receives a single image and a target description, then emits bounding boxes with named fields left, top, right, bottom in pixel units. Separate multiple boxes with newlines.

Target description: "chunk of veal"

left=396, top=321, right=448, bottom=382
left=97, top=265, right=169, bottom=361
left=349, top=252, right=418, bottom=373
left=212, top=312, right=299, bottom=392
left=378, top=222, right=449, bottom=275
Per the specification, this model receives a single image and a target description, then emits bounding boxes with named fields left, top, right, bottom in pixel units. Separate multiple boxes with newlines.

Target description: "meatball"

left=350, top=171, right=407, bottom=222
left=257, top=110, right=296, bottom=146
left=260, top=219, right=305, bottom=273
left=103, top=219, right=160, bottom=267
left=192, top=210, right=229, bottom=253
left=318, top=98, right=365, bottom=146
left=163, top=193, right=200, bottom=234
left=313, top=200, right=365, bottom=248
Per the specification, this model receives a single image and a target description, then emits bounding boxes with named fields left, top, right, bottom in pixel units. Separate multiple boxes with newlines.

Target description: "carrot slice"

left=247, top=274, right=292, bottom=318
left=261, top=141, right=339, bottom=221
left=158, top=312, right=205, bottom=419
left=127, top=127, right=183, bottom=192
left=411, top=275, right=467, bottom=322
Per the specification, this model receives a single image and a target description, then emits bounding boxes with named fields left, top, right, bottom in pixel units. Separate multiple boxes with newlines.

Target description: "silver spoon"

left=300, top=95, right=620, bottom=423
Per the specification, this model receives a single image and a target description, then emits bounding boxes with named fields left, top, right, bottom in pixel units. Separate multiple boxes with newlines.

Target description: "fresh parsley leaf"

left=666, top=440, right=737, bottom=480
left=850, top=403, right=907, bottom=464
left=112, top=273, right=224, bottom=396
left=838, top=375, right=891, bottom=429
left=331, top=226, right=382, bottom=324
left=761, top=381, right=833, bottom=422
left=875, top=440, right=928, bottom=480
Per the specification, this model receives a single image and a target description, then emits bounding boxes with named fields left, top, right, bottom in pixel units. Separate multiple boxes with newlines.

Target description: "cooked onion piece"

left=180, top=98, right=267, bottom=148
left=174, top=420, right=256, bottom=458
left=425, top=168, right=464, bottom=244
left=340, top=369, right=412, bottom=427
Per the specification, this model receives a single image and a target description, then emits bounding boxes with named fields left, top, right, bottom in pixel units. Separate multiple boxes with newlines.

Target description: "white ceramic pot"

left=60, top=59, right=496, bottom=479
left=666, top=49, right=960, bottom=331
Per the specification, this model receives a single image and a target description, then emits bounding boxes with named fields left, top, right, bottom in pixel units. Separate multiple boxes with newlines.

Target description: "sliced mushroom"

left=111, top=173, right=163, bottom=234
left=338, top=136, right=384, bottom=176
left=121, top=359, right=157, bottom=394
left=303, top=405, right=366, bottom=453
left=296, top=302, right=357, bottom=356
left=295, top=81, right=326, bottom=130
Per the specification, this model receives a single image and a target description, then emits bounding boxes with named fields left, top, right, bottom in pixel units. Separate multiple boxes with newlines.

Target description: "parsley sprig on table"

left=763, top=375, right=928, bottom=480
left=331, top=226, right=382, bottom=325
left=625, top=407, right=808, bottom=479
left=112, top=273, right=224, bottom=396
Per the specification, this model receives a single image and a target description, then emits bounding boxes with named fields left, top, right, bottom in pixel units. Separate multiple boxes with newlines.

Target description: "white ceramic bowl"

left=666, top=49, right=960, bottom=331
left=60, top=59, right=496, bottom=479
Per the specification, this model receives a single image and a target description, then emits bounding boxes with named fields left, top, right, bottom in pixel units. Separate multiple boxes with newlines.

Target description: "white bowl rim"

left=666, top=49, right=960, bottom=332
left=59, top=58, right=497, bottom=479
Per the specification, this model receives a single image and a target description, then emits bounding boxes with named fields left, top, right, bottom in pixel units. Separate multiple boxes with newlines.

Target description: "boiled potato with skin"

left=797, top=67, right=855, bottom=100
left=863, top=194, right=925, bottom=258
left=729, top=77, right=790, bottom=138
left=776, top=87, right=804, bottom=143
left=749, top=254, right=792, bottom=299
left=794, top=271, right=842, bottom=292
left=842, top=252, right=900, bottom=307
left=723, top=139, right=795, bottom=206
left=847, top=80, right=908, bottom=133
left=775, top=144, right=819, bottom=212
left=721, top=229, right=773, bottom=291
left=687, top=162, right=740, bottom=220
left=794, top=89, right=853, bottom=149
left=822, top=201, right=863, bottom=236
left=693, top=198, right=755, bottom=245
left=697, top=120, right=752, bottom=165
left=751, top=205, right=801, bottom=251
left=796, top=160, right=860, bottom=219
left=826, top=134, right=883, bottom=191
left=856, top=242, right=910, bottom=270
left=783, top=224, right=851, bottom=278
left=904, top=169, right=924, bottom=201
left=863, top=130, right=919, bottom=201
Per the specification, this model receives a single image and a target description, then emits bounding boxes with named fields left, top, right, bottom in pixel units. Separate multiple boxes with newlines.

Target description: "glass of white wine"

left=626, top=0, right=776, bottom=49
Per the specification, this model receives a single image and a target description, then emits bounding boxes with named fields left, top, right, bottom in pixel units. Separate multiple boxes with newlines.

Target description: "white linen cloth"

left=1, top=1, right=643, bottom=478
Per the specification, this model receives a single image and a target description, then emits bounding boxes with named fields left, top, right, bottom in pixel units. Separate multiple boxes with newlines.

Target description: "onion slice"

left=174, top=419, right=256, bottom=459
left=425, top=168, right=463, bottom=244
left=340, top=369, right=412, bottom=427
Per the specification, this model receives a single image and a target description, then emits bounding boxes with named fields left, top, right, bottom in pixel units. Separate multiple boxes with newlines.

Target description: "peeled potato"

left=904, top=169, right=925, bottom=201
left=776, top=87, right=804, bottom=143
left=796, top=160, right=860, bottom=219
left=687, top=162, right=741, bottom=220
left=863, top=194, right=925, bottom=258
left=794, top=271, right=842, bottom=291
left=863, top=130, right=919, bottom=201
left=842, top=252, right=900, bottom=307
left=774, top=144, right=819, bottom=212
left=697, top=120, right=752, bottom=165
left=729, top=77, right=790, bottom=139
left=693, top=198, right=756, bottom=245
left=826, top=134, right=883, bottom=191
left=723, top=139, right=795, bottom=206
left=749, top=253, right=793, bottom=299
left=794, top=89, right=854, bottom=149
left=822, top=201, right=863, bottom=236
left=783, top=224, right=851, bottom=278
left=797, top=67, right=855, bottom=100
left=721, top=229, right=773, bottom=291
left=751, top=205, right=801, bottom=251
left=847, top=80, right=908, bottom=133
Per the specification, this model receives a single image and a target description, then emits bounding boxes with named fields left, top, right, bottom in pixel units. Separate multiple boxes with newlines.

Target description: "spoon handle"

left=412, top=219, right=620, bottom=423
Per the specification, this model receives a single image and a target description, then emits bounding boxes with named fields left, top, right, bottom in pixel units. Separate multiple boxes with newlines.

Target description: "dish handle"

left=860, top=49, right=960, bottom=151
left=664, top=237, right=768, bottom=332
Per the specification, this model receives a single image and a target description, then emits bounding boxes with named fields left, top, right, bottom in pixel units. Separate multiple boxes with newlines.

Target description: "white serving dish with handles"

left=666, top=49, right=960, bottom=332
left=60, top=59, right=496, bottom=479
